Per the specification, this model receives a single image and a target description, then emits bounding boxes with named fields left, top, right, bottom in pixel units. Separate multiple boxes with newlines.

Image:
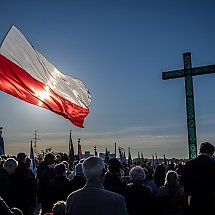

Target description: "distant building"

left=82, top=151, right=93, bottom=158
left=81, top=150, right=116, bottom=160
left=99, top=152, right=116, bottom=160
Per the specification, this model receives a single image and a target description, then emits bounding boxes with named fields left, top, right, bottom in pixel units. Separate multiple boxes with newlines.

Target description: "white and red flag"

left=0, top=26, right=91, bottom=127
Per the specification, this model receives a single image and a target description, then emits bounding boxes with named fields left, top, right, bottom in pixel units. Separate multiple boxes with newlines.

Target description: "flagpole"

left=138, top=152, right=140, bottom=164
left=30, top=140, right=36, bottom=175
left=94, top=146, right=97, bottom=156
left=105, top=148, right=109, bottom=164
left=152, top=155, right=155, bottom=171
left=0, top=127, right=5, bottom=155
left=78, top=138, right=80, bottom=158
left=128, top=147, right=132, bottom=169
left=163, top=154, right=166, bottom=163
left=33, top=130, right=39, bottom=155
left=69, top=130, right=71, bottom=152
left=114, top=142, right=117, bottom=158
left=155, top=153, right=158, bottom=166
left=141, top=152, right=144, bottom=167
left=69, top=130, right=75, bottom=162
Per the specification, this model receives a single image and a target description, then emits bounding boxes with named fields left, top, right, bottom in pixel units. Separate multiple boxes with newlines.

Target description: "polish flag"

left=0, top=26, right=91, bottom=127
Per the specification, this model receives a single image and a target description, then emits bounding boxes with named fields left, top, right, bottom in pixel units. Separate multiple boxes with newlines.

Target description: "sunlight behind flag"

left=0, top=26, right=91, bottom=127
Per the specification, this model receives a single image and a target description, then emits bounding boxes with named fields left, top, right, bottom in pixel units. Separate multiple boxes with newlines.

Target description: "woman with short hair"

left=125, top=166, right=153, bottom=215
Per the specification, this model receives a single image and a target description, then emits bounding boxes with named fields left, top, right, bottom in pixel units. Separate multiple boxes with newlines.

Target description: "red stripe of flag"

left=0, top=54, right=89, bottom=127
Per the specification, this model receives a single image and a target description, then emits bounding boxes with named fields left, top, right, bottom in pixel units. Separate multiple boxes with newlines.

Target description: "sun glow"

left=36, top=86, right=51, bottom=106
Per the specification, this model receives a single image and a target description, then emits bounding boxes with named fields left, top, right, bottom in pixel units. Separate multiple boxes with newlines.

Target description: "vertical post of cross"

left=183, top=52, right=197, bottom=159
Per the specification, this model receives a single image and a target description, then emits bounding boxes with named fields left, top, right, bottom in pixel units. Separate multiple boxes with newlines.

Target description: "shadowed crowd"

left=0, top=142, right=214, bottom=215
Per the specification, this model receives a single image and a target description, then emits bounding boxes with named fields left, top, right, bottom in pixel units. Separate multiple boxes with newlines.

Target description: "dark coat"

left=37, top=161, right=49, bottom=180
left=66, top=181, right=129, bottom=215
left=157, top=185, right=185, bottom=215
left=10, top=161, right=36, bottom=215
left=183, top=155, right=215, bottom=215
left=47, top=176, right=71, bottom=210
left=38, top=167, right=56, bottom=214
left=104, top=172, right=127, bottom=197
left=69, top=175, right=86, bottom=193
left=0, top=168, right=12, bottom=206
left=154, top=164, right=166, bottom=188
left=125, top=183, right=153, bottom=215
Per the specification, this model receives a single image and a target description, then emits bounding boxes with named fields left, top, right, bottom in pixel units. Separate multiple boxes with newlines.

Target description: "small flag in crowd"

left=152, top=155, right=155, bottom=170
left=118, top=147, right=123, bottom=164
left=163, top=154, right=166, bottom=163
left=29, top=140, right=36, bottom=175
left=128, top=147, right=132, bottom=168
left=122, top=151, right=126, bottom=165
left=0, top=26, right=91, bottom=127
left=104, top=148, right=109, bottom=164
left=77, top=139, right=83, bottom=160
left=119, top=147, right=126, bottom=169
left=141, top=152, right=145, bottom=166
left=155, top=153, right=158, bottom=165
left=94, top=146, right=98, bottom=157
left=0, top=127, right=5, bottom=156
left=138, top=152, right=141, bottom=163
left=68, top=130, right=75, bottom=162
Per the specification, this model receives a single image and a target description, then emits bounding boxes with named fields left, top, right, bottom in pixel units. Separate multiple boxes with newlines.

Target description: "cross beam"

left=162, top=52, right=215, bottom=159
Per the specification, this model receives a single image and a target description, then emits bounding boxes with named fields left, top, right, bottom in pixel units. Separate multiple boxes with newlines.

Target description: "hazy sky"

left=1, top=0, right=215, bottom=158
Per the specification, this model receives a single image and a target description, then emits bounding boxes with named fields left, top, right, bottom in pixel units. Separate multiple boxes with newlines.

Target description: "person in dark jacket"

left=69, top=163, right=86, bottom=192
left=47, top=163, right=71, bottom=212
left=0, top=158, right=17, bottom=206
left=183, top=142, right=215, bottom=215
left=154, top=164, right=166, bottom=188
left=125, top=166, right=153, bottom=215
left=143, top=167, right=158, bottom=195
left=10, top=153, right=36, bottom=215
left=157, top=170, right=185, bottom=215
left=37, top=153, right=57, bottom=180
left=104, top=158, right=127, bottom=197
left=38, top=158, right=57, bottom=214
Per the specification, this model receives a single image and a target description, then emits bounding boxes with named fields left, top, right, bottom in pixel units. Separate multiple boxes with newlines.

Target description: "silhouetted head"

left=44, top=153, right=56, bottom=163
left=54, top=163, right=66, bottom=176
left=164, top=170, right=179, bottom=187
left=82, top=156, right=105, bottom=181
left=199, top=142, right=215, bottom=156
left=3, top=158, right=18, bottom=175
left=108, top=158, right=121, bottom=174
left=17, top=152, right=26, bottom=162
left=25, top=157, right=31, bottom=168
left=11, top=207, right=23, bottom=215
left=52, top=200, right=66, bottom=215
left=129, top=166, right=146, bottom=184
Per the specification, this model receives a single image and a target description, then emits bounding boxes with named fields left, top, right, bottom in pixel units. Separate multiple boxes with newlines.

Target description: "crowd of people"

left=0, top=142, right=214, bottom=215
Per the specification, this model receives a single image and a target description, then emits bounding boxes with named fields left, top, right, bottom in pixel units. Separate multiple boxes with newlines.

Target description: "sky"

left=0, top=0, right=215, bottom=158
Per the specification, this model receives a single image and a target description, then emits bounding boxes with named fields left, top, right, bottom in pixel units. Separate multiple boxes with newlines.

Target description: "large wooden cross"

left=162, top=52, right=215, bottom=159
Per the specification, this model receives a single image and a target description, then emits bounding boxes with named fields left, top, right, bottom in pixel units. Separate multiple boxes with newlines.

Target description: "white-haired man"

left=66, top=156, right=129, bottom=215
